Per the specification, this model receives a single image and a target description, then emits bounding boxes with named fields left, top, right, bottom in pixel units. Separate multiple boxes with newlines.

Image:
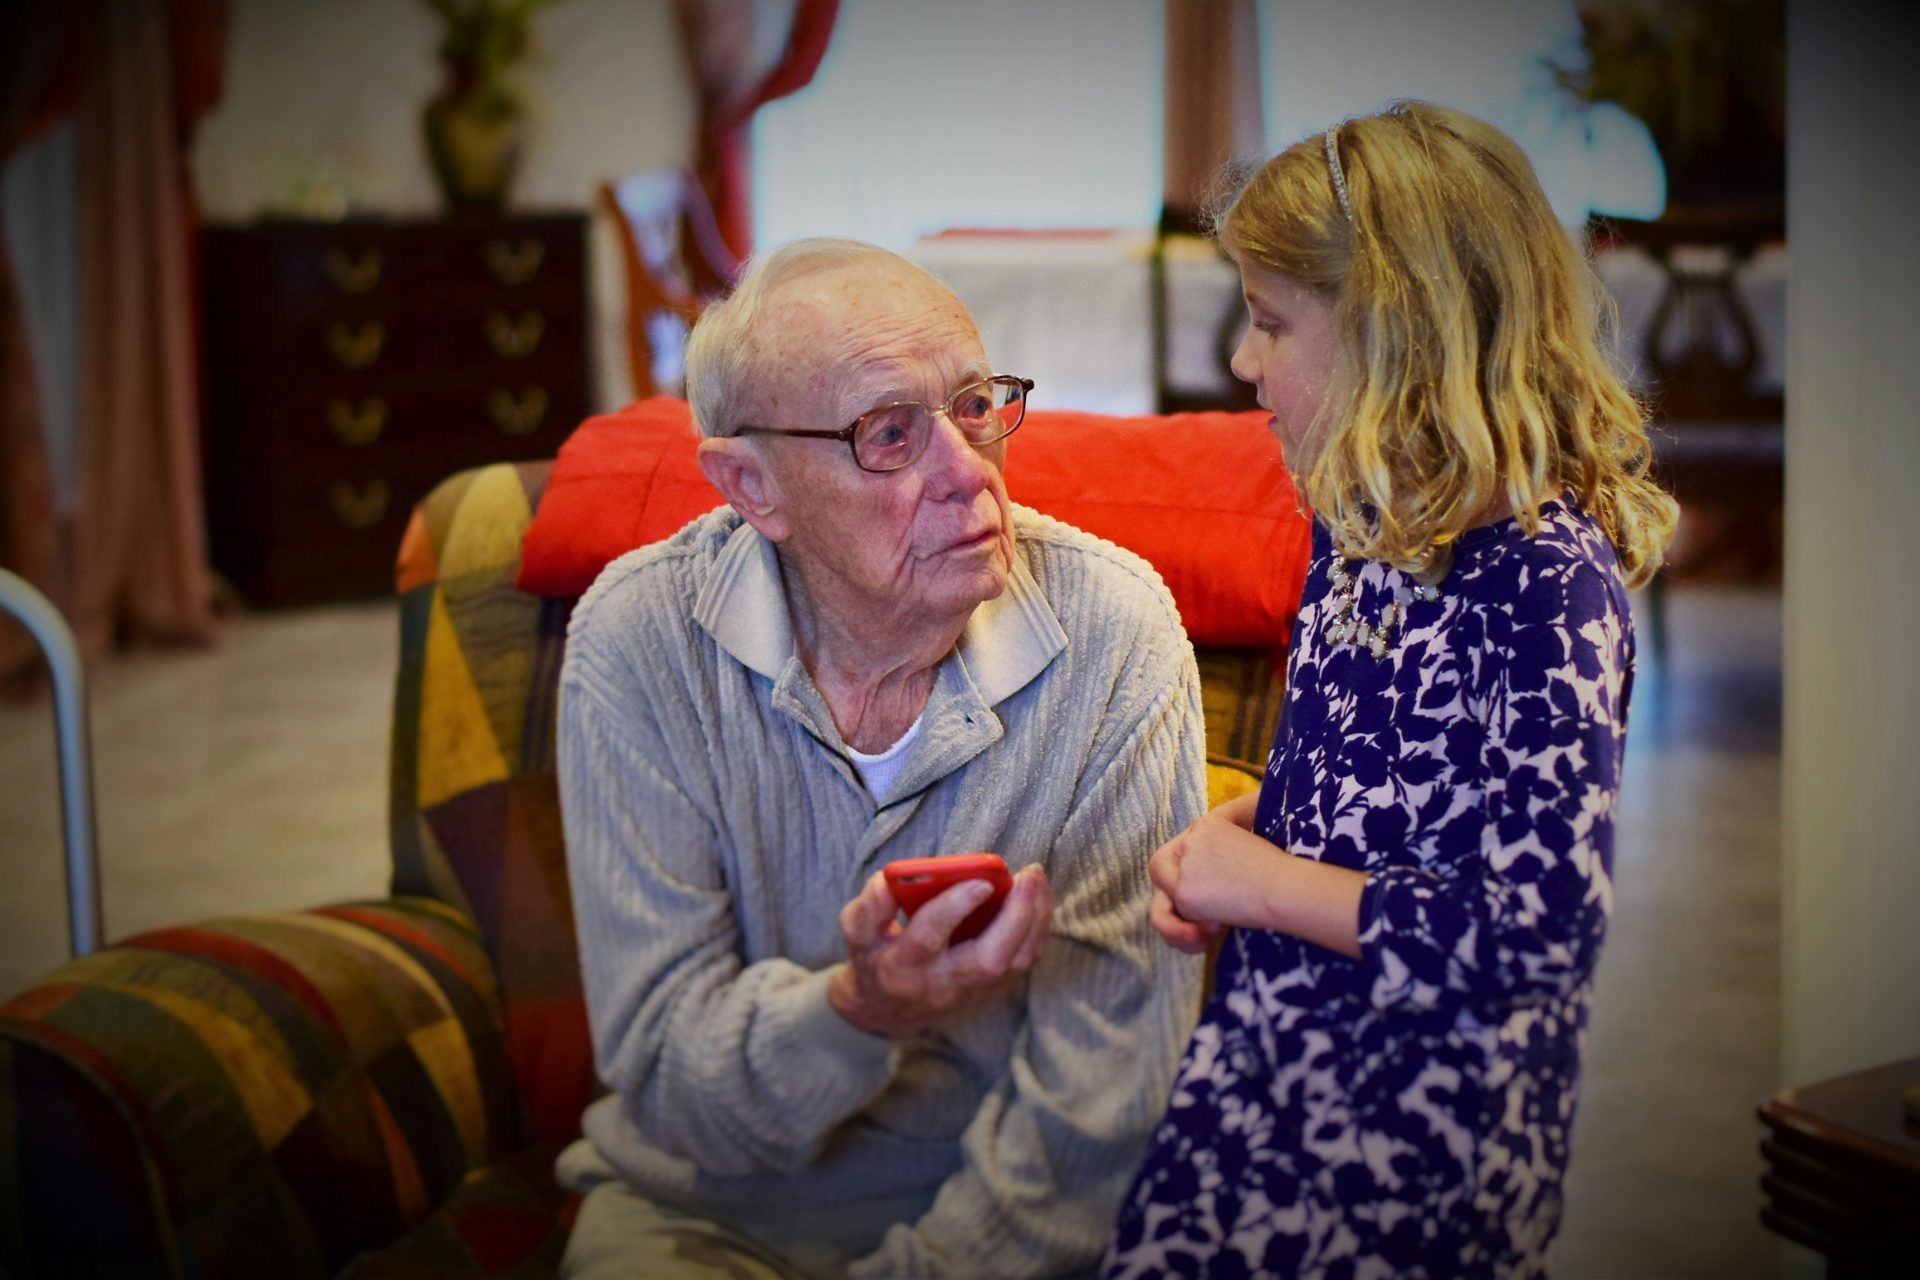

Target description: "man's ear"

left=697, top=437, right=790, bottom=542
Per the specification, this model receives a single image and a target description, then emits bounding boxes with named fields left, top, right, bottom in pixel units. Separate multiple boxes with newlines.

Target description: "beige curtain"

left=673, top=0, right=839, bottom=259
left=0, top=230, right=63, bottom=683
left=67, top=0, right=219, bottom=658
left=3, top=0, right=221, bottom=679
left=0, top=5, right=81, bottom=684
left=1163, top=0, right=1264, bottom=215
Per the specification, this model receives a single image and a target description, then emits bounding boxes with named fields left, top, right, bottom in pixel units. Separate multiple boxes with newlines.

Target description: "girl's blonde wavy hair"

left=1219, top=100, right=1676, bottom=586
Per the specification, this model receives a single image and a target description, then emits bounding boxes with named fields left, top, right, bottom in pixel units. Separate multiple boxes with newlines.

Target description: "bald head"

left=684, top=239, right=980, bottom=441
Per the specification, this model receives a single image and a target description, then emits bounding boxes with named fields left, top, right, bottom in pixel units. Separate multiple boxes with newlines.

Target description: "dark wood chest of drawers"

left=200, top=214, right=590, bottom=606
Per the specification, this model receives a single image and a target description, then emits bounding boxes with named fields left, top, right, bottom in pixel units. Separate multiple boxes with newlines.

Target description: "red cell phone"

left=882, top=853, right=1013, bottom=944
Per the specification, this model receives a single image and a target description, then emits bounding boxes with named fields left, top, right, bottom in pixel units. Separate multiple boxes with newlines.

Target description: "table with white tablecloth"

left=906, top=230, right=1238, bottom=416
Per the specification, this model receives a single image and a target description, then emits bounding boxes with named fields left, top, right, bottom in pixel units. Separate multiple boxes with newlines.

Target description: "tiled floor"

left=1555, top=586, right=1784, bottom=1278
left=0, top=584, right=1784, bottom=1275
left=1, top=601, right=396, bottom=999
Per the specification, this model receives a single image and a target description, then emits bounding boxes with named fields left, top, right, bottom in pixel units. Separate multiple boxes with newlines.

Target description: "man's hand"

left=829, top=865, right=1052, bottom=1038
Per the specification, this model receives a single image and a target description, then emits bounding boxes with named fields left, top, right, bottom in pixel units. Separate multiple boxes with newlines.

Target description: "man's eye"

left=954, top=393, right=992, bottom=421
left=861, top=409, right=915, bottom=448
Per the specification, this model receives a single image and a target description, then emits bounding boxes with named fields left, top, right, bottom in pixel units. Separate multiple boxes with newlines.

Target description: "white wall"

left=1781, top=0, right=1920, bottom=1090
left=751, top=0, right=1164, bottom=251
left=191, top=0, right=697, bottom=408
left=193, top=0, right=693, bottom=216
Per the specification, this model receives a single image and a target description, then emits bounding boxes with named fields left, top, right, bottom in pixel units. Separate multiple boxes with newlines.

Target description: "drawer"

left=205, top=464, right=418, bottom=607
left=283, top=304, right=588, bottom=386
left=242, top=382, right=587, bottom=477
left=207, top=452, right=497, bottom=606
left=205, top=217, right=588, bottom=326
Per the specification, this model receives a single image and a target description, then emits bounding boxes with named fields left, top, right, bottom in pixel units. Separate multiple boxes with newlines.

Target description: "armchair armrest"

left=1, top=896, right=519, bottom=1278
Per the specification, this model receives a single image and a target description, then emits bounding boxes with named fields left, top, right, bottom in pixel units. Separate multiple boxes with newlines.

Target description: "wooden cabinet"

left=200, top=214, right=591, bottom=606
left=1758, top=1057, right=1920, bottom=1273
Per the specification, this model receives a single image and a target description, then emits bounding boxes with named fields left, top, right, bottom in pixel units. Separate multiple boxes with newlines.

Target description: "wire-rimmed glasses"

left=734, top=375, right=1033, bottom=473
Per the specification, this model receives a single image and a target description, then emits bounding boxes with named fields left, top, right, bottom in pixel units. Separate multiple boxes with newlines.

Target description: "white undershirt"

left=845, top=711, right=926, bottom=802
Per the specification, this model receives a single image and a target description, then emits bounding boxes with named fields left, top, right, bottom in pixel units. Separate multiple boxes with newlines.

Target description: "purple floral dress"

left=1106, top=498, right=1636, bottom=1279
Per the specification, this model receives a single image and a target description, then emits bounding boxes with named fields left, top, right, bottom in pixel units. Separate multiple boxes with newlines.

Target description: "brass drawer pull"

left=485, top=238, right=546, bottom=284
left=326, top=396, right=388, bottom=446
left=323, top=247, right=382, bottom=294
left=327, top=479, right=390, bottom=528
left=325, top=321, right=386, bottom=368
left=485, top=310, right=545, bottom=358
left=486, top=386, right=548, bottom=435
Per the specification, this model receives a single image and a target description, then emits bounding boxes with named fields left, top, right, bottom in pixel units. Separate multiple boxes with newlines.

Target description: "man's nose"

left=920, top=411, right=997, bottom=497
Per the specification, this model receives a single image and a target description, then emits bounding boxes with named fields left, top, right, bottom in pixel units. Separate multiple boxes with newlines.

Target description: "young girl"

left=1105, top=102, right=1676, bottom=1279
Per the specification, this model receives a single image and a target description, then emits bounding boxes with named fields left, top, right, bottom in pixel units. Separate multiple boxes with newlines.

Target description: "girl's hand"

left=1149, top=882, right=1222, bottom=954
left=1147, top=801, right=1281, bottom=950
left=1212, top=787, right=1261, bottom=831
left=1148, top=796, right=1370, bottom=959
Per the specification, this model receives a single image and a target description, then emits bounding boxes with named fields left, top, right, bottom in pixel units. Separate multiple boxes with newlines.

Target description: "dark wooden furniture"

left=200, top=214, right=591, bottom=606
left=1758, top=1056, right=1920, bottom=1276
left=1603, top=204, right=1786, bottom=505
left=1597, top=204, right=1786, bottom=662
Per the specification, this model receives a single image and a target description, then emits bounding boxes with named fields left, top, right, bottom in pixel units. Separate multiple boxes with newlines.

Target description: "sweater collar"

left=692, top=519, right=1066, bottom=708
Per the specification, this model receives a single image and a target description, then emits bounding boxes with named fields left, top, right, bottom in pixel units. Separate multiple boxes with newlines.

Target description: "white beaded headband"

left=1324, top=126, right=1354, bottom=223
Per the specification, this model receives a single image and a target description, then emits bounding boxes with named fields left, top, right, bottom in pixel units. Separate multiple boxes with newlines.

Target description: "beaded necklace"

left=1322, top=553, right=1447, bottom=659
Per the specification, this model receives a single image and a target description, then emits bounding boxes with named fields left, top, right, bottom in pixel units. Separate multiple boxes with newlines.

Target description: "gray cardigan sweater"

left=557, top=504, right=1205, bottom=1278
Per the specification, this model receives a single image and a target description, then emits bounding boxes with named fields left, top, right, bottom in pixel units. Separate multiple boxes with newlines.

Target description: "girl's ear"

left=698, top=438, right=791, bottom=542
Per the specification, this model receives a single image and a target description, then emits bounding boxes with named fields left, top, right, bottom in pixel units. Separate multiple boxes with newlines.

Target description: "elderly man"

left=555, top=239, right=1205, bottom=1279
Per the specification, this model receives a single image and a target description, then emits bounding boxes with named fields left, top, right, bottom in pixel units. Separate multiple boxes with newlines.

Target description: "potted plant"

left=1549, top=0, right=1784, bottom=210
left=421, top=0, right=562, bottom=213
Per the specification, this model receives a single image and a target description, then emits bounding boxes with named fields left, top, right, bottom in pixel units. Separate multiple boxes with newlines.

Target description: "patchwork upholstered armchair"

left=0, top=403, right=1304, bottom=1278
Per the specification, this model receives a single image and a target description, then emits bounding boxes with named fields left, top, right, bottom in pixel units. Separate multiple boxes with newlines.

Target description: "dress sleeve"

left=560, top=652, right=900, bottom=1177
left=850, top=617, right=1209, bottom=1279
left=1355, top=559, right=1630, bottom=1016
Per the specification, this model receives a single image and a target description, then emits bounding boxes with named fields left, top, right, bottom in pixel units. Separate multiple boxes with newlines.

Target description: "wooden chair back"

left=597, top=169, right=741, bottom=400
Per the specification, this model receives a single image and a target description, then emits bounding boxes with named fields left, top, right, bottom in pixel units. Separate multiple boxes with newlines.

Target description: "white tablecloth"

left=907, top=231, right=1237, bottom=416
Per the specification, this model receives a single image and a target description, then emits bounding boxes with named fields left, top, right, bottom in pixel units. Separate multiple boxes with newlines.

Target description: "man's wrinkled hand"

left=828, top=865, right=1052, bottom=1038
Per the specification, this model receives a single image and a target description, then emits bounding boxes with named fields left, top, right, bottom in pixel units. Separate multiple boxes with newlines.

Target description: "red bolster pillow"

left=516, top=397, right=1311, bottom=649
